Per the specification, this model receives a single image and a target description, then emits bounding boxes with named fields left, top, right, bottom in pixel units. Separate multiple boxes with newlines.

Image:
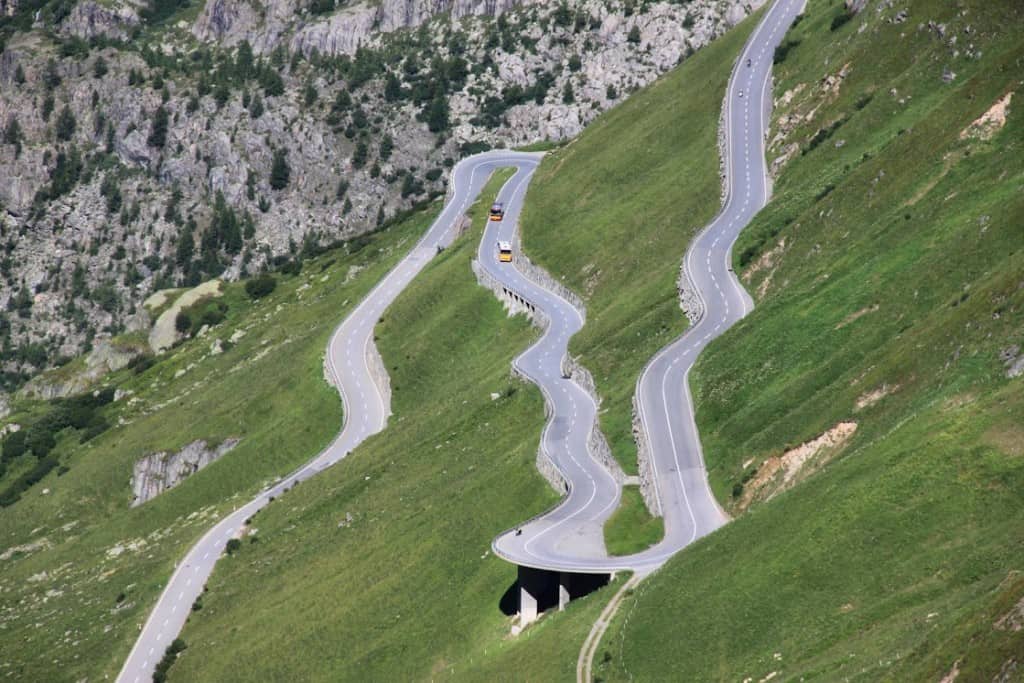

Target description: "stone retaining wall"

left=471, top=244, right=623, bottom=497
left=365, top=336, right=393, bottom=420
left=561, top=355, right=627, bottom=485
left=632, top=394, right=663, bottom=516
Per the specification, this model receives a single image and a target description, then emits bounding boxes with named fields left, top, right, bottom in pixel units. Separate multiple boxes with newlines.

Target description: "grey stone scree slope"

left=488, top=0, right=806, bottom=575
left=115, top=150, right=543, bottom=683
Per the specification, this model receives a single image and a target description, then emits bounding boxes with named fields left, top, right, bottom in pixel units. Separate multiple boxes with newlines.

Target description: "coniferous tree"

left=3, top=117, right=22, bottom=158
left=425, top=92, right=449, bottom=133
left=41, top=94, right=55, bottom=121
left=351, top=141, right=368, bottom=169
left=303, top=82, right=318, bottom=107
left=332, top=88, right=352, bottom=112
left=260, top=68, right=285, bottom=97
left=176, top=219, right=195, bottom=266
left=147, top=106, right=169, bottom=148
left=235, top=41, right=255, bottom=80
left=55, top=105, right=76, bottom=141
left=562, top=81, right=575, bottom=104
left=249, top=94, right=264, bottom=119
left=270, top=149, right=290, bottom=190
left=384, top=73, right=402, bottom=102
left=43, top=58, right=61, bottom=91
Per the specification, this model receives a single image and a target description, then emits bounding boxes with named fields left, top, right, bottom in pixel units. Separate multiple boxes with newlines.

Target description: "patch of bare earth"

left=855, top=382, right=899, bottom=411
left=994, top=595, right=1024, bottom=632
left=938, top=658, right=962, bottom=683
left=960, top=91, right=1014, bottom=141
left=835, top=303, right=879, bottom=330
left=736, top=422, right=858, bottom=512
left=743, top=237, right=786, bottom=298
left=984, top=422, right=1024, bottom=457
left=580, top=261, right=602, bottom=298
left=768, top=63, right=853, bottom=177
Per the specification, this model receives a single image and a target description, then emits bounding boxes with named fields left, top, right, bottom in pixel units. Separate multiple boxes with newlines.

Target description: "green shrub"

left=245, top=274, right=277, bottom=300
left=0, top=456, right=59, bottom=508
left=773, top=39, right=801, bottom=64
left=25, top=427, right=56, bottom=458
left=1, top=430, right=27, bottom=462
left=152, top=638, right=187, bottom=683
left=79, top=417, right=110, bottom=443
left=198, top=306, right=225, bottom=328
left=128, top=354, right=156, bottom=375
left=830, top=9, right=853, bottom=31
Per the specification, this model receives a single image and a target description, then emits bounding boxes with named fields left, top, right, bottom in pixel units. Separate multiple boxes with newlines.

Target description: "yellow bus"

left=498, top=240, right=513, bottom=263
left=489, top=203, right=505, bottom=221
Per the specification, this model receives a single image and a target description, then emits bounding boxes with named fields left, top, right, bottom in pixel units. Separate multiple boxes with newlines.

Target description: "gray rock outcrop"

left=845, top=0, right=868, bottom=14
left=19, top=338, right=141, bottom=400
left=60, top=0, right=140, bottom=41
left=131, top=438, right=241, bottom=506
left=0, top=0, right=751, bottom=388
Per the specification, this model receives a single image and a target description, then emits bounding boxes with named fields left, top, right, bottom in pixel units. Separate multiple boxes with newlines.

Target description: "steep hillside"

left=0, top=211, right=435, bottom=679
left=166, top=170, right=607, bottom=681
left=519, top=13, right=757, bottom=479
left=0, top=0, right=752, bottom=388
left=584, top=0, right=1022, bottom=679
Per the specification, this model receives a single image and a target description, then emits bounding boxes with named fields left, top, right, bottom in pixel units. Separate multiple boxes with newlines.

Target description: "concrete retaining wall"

left=561, top=355, right=627, bottom=485
left=471, top=241, right=622, bottom=497
left=473, top=259, right=568, bottom=494
left=365, top=336, right=393, bottom=420
left=677, top=260, right=705, bottom=326
left=510, top=229, right=587, bottom=319
left=632, top=394, right=663, bottom=517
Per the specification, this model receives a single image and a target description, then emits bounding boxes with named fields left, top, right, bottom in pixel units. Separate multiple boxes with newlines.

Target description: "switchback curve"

left=486, top=0, right=806, bottom=576
left=116, top=150, right=544, bottom=683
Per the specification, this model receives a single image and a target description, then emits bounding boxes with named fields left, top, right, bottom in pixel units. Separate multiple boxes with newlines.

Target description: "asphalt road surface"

left=490, top=0, right=806, bottom=575
left=116, top=150, right=544, bottom=683
left=119, top=0, right=803, bottom=671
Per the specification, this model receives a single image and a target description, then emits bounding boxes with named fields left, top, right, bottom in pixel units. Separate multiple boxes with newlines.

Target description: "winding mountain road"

left=489, top=0, right=805, bottom=575
left=119, top=0, right=802, bottom=674
left=115, top=150, right=543, bottom=683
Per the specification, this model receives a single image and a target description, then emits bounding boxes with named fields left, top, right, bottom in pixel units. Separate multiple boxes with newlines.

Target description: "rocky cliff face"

left=194, top=0, right=529, bottom=55
left=61, top=0, right=141, bottom=41
left=0, top=0, right=756, bottom=391
left=131, top=438, right=241, bottom=505
left=20, top=337, right=142, bottom=400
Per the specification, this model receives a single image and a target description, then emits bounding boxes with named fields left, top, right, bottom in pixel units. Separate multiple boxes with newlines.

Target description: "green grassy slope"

left=167, top=170, right=614, bottom=681
left=0, top=213, right=433, bottom=680
left=594, top=0, right=1024, bottom=679
left=519, top=18, right=757, bottom=475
